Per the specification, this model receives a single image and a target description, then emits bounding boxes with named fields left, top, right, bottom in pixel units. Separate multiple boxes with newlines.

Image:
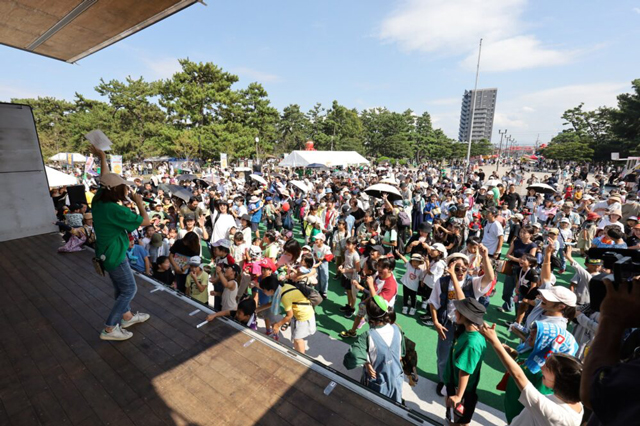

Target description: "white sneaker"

left=409, top=308, right=416, bottom=316
left=121, top=312, right=150, bottom=329
left=100, top=324, right=133, bottom=341
left=402, top=306, right=408, bottom=315
left=421, top=301, right=427, bottom=310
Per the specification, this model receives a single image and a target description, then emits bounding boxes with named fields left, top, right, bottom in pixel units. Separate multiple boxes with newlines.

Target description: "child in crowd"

left=444, top=298, right=487, bottom=426
left=513, top=254, right=540, bottom=326
left=262, top=231, right=280, bottom=260
left=395, top=251, right=427, bottom=316
left=185, top=256, right=209, bottom=304
left=231, top=232, right=248, bottom=265
left=338, top=237, right=361, bottom=318
left=240, top=214, right=252, bottom=245
left=152, top=255, right=176, bottom=288
left=206, top=297, right=257, bottom=329
left=332, top=219, right=349, bottom=277
left=210, top=264, right=240, bottom=312
left=312, top=233, right=332, bottom=298
left=253, top=258, right=279, bottom=340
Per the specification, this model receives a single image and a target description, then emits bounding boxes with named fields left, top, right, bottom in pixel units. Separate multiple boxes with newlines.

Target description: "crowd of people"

left=52, top=148, right=640, bottom=426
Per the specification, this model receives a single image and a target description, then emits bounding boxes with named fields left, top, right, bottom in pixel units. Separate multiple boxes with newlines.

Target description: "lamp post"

left=496, top=129, right=507, bottom=172
left=464, top=38, right=483, bottom=182
left=255, top=136, right=260, bottom=164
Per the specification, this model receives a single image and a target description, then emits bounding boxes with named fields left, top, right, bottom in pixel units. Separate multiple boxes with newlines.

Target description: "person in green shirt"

left=443, top=298, right=487, bottom=425
left=90, top=145, right=152, bottom=342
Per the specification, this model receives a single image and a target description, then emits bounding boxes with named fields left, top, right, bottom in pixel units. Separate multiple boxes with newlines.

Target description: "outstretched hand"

left=89, top=144, right=105, bottom=158
left=479, top=323, right=500, bottom=344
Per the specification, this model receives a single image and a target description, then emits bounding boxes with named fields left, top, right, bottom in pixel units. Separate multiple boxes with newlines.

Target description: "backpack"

left=398, top=211, right=411, bottom=227
left=282, top=281, right=324, bottom=308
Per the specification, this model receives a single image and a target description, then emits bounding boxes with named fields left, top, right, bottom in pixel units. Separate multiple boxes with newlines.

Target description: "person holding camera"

left=581, top=275, right=640, bottom=425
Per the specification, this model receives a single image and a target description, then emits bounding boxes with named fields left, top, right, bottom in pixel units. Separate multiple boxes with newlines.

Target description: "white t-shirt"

left=482, top=220, right=504, bottom=255
left=422, top=260, right=446, bottom=289
left=211, top=213, right=237, bottom=242
left=511, top=383, right=583, bottom=426
left=428, top=275, right=492, bottom=322
left=401, top=263, right=426, bottom=292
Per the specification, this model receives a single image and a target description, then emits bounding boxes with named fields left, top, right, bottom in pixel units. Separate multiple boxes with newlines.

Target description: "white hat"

left=560, top=218, right=571, bottom=224
left=306, top=215, right=318, bottom=224
left=100, top=173, right=129, bottom=189
left=249, top=196, right=259, bottom=203
left=314, top=233, right=326, bottom=241
left=446, top=252, right=469, bottom=264
left=431, top=243, right=448, bottom=258
left=187, top=256, right=203, bottom=267
left=538, top=286, right=577, bottom=307
left=513, top=213, right=524, bottom=221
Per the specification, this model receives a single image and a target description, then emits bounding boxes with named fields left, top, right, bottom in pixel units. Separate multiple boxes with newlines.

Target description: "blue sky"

left=1, top=0, right=639, bottom=146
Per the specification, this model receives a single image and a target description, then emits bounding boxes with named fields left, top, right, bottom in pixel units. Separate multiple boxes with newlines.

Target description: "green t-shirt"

left=444, top=330, right=486, bottom=392
left=92, top=190, right=143, bottom=271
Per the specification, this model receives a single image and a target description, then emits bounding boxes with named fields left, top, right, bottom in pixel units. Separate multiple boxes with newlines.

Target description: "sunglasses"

left=454, top=266, right=468, bottom=273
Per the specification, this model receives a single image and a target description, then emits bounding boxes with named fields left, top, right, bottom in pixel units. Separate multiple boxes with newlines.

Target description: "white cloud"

left=234, top=67, right=280, bottom=83
left=379, top=0, right=578, bottom=72
left=493, top=81, right=628, bottom=142
left=142, top=57, right=182, bottom=79
left=634, top=7, right=640, bottom=14
left=460, top=36, right=577, bottom=72
left=427, top=97, right=460, bottom=106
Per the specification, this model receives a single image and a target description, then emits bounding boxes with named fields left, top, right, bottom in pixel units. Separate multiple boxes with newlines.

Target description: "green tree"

left=606, top=78, right=640, bottom=156
left=277, top=104, right=309, bottom=153
left=95, top=76, right=165, bottom=157
left=11, top=97, right=74, bottom=158
left=541, top=131, right=594, bottom=161
left=158, top=59, right=240, bottom=129
left=238, top=82, right=279, bottom=157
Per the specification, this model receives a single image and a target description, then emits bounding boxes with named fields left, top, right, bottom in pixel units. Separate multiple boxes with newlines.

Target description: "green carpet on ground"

left=276, top=220, right=584, bottom=411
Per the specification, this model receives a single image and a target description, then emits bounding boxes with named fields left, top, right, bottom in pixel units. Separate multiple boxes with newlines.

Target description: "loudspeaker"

left=67, top=185, right=87, bottom=206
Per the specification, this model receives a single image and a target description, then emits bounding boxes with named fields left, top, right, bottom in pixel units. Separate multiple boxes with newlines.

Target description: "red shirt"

left=376, top=274, right=398, bottom=303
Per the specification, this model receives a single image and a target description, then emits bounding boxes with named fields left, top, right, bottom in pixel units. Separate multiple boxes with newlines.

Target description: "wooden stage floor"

left=0, top=233, right=414, bottom=426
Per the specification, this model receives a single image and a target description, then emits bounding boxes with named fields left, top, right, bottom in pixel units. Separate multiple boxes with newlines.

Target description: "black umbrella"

left=177, top=174, right=197, bottom=182
left=527, top=183, right=557, bottom=194
left=167, top=184, right=192, bottom=202
left=364, top=183, right=403, bottom=202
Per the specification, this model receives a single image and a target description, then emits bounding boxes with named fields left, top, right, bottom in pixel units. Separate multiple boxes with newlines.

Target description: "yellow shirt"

left=280, top=284, right=313, bottom=321
left=85, top=191, right=95, bottom=207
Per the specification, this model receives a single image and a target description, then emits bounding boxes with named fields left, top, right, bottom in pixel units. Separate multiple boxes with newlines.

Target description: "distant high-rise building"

left=458, top=88, right=497, bottom=142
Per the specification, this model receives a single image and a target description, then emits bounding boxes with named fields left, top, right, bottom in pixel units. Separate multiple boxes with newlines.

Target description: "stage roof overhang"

left=0, top=0, right=200, bottom=63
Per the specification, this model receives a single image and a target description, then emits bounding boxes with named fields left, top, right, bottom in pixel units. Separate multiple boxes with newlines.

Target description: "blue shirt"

left=345, top=214, right=355, bottom=235
left=127, top=245, right=149, bottom=272
left=250, top=201, right=263, bottom=223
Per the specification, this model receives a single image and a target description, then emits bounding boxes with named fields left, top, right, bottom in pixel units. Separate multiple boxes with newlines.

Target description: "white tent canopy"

left=279, top=150, right=369, bottom=168
left=45, top=166, right=78, bottom=188
left=49, top=152, right=87, bottom=162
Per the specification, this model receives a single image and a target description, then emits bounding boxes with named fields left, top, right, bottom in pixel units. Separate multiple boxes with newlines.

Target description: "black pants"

left=445, top=385, right=479, bottom=424
left=404, top=287, right=418, bottom=308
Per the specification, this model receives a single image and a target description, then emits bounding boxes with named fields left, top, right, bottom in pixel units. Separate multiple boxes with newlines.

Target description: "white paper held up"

left=85, top=129, right=112, bottom=151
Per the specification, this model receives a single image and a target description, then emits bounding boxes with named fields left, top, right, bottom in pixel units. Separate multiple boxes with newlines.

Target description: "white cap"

left=538, top=286, right=577, bottom=307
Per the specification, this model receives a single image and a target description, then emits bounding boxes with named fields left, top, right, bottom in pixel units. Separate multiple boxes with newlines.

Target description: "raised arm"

left=481, top=324, right=530, bottom=391
left=90, top=145, right=109, bottom=177
left=478, top=244, right=495, bottom=288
